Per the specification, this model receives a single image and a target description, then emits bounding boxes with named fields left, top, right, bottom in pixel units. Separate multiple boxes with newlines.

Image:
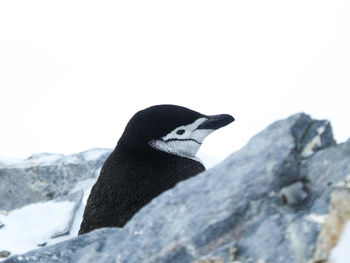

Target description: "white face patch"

left=149, top=117, right=214, bottom=159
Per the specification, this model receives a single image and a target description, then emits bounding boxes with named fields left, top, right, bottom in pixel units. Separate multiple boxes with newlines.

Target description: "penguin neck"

left=116, top=143, right=203, bottom=165
left=149, top=145, right=204, bottom=165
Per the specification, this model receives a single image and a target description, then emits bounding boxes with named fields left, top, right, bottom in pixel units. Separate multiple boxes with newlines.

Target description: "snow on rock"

left=1, top=148, right=112, bottom=169
left=0, top=150, right=105, bottom=260
left=0, top=201, right=75, bottom=256
left=51, top=191, right=84, bottom=238
left=26, top=153, right=65, bottom=166
left=0, top=190, right=84, bottom=260
left=0, top=156, right=22, bottom=167
left=0, top=148, right=111, bottom=211
left=2, top=114, right=348, bottom=263
left=68, top=178, right=98, bottom=236
left=81, top=148, right=111, bottom=162
left=0, top=147, right=219, bottom=261
left=4, top=113, right=347, bottom=263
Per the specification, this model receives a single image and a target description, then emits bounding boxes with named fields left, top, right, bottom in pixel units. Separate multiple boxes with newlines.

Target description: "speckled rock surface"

left=0, top=148, right=110, bottom=211
left=5, top=113, right=350, bottom=263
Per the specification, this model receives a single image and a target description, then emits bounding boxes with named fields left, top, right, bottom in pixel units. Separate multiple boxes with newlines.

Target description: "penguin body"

left=79, top=105, right=234, bottom=235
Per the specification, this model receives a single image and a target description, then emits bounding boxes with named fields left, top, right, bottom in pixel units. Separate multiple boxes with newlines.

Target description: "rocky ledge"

left=0, top=148, right=110, bottom=211
left=3, top=113, right=350, bottom=263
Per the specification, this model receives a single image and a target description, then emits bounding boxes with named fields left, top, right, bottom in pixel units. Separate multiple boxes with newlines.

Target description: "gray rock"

left=0, top=250, right=10, bottom=258
left=0, top=148, right=110, bottom=211
left=4, top=113, right=348, bottom=263
left=0, top=169, right=44, bottom=212
left=279, top=181, right=308, bottom=206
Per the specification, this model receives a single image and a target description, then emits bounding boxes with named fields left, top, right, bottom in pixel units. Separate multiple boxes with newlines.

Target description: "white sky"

left=0, top=0, right=349, bottom=160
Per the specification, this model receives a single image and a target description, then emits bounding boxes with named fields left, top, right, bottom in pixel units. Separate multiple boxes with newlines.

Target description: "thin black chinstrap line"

left=162, top=138, right=202, bottom=145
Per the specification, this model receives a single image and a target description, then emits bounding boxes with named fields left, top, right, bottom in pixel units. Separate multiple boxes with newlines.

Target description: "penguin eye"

left=176, top=129, right=185, bottom=135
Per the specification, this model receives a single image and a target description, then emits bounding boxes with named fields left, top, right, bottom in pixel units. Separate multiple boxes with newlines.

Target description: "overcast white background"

left=0, top=0, right=349, bottom=161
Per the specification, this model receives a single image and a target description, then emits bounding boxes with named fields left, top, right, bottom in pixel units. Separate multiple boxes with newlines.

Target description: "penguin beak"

left=197, top=114, right=235, bottom=130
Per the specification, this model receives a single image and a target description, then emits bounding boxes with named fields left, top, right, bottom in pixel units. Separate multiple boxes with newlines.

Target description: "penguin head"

left=118, top=105, right=234, bottom=158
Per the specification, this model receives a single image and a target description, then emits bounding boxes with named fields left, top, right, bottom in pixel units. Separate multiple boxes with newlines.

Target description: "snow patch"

left=329, top=219, right=350, bottom=263
left=0, top=155, right=22, bottom=166
left=0, top=149, right=220, bottom=260
left=0, top=201, right=75, bottom=256
left=69, top=178, right=97, bottom=236
left=82, top=148, right=110, bottom=161
left=27, top=153, right=64, bottom=164
left=305, top=213, right=327, bottom=224
left=0, top=149, right=110, bottom=169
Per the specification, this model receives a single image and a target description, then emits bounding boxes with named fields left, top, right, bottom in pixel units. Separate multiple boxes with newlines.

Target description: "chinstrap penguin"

left=79, top=105, right=234, bottom=235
